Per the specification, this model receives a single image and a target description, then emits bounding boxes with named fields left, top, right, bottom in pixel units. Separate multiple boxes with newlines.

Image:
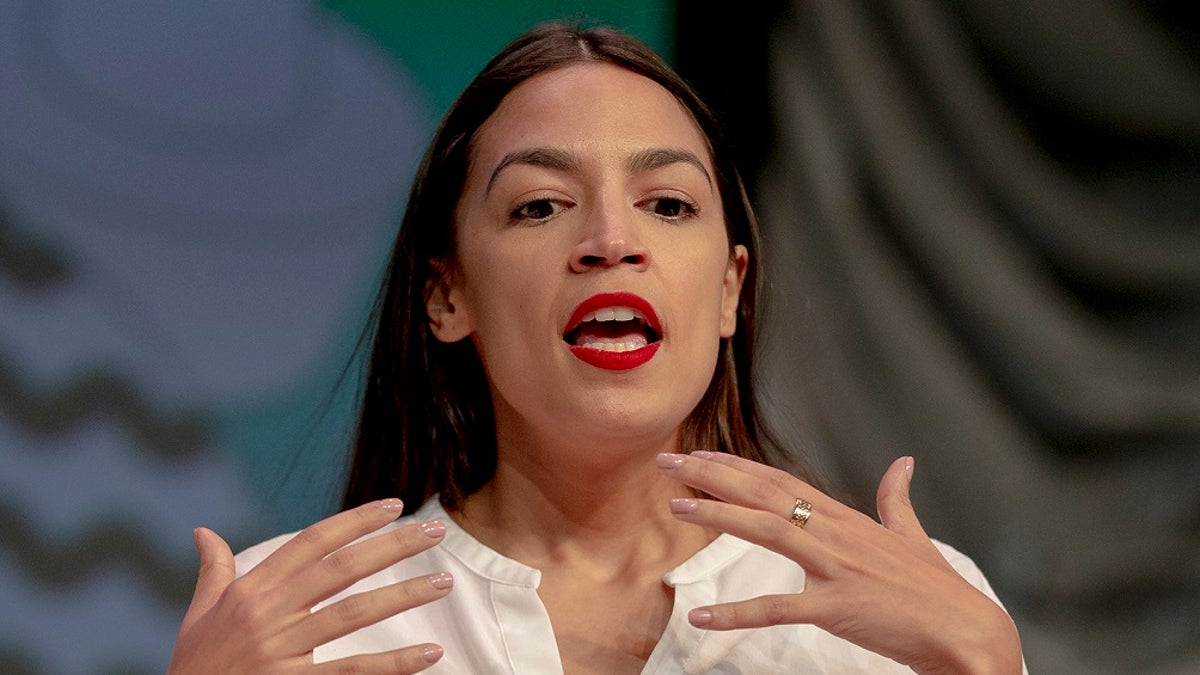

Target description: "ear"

left=719, top=245, right=749, bottom=338
left=425, top=260, right=474, bottom=343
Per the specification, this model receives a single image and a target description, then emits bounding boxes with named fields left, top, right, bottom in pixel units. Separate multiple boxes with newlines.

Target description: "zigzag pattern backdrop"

left=0, top=2, right=426, bottom=670
left=0, top=3, right=669, bottom=672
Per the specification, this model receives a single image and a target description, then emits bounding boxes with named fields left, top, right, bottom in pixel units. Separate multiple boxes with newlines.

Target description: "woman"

left=168, top=24, right=1025, bottom=674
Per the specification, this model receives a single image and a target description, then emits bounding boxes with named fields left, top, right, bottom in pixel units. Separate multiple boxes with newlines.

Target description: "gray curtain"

left=756, top=2, right=1199, bottom=673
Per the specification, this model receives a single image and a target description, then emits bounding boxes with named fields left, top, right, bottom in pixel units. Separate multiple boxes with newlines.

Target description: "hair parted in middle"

left=342, top=22, right=820, bottom=515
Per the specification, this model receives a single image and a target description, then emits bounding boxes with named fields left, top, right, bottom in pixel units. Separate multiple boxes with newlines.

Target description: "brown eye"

left=646, top=197, right=697, bottom=220
left=512, top=199, right=562, bottom=222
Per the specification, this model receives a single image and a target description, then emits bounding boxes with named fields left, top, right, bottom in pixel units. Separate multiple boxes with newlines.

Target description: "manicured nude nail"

left=691, top=450, right=716, bottom=459
left=657, top=453, right=686, bottom=469
left=379, top=498, right=405, bottom=512
left=905, top=456, right=915, bottom=482
left=670, top=498, right=699, bottom=514
left=689, top=608, right=713, bottom=626
left=419, top=519, right=446, bottom=538
left=427, top=572, right=453, bottom=590
left=422, top=644, right=444, bottom=663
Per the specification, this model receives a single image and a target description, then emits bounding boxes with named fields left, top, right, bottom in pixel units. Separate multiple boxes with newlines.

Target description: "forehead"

left=469, top=63, right=712, bottom=175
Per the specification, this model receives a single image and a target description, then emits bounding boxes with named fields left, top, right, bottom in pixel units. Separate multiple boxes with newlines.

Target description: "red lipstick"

left=564, top=292, right=662, bottom=371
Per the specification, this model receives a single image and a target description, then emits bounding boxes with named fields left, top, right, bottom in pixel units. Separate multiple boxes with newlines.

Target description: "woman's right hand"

left=167, top=499, right=452, bottom=674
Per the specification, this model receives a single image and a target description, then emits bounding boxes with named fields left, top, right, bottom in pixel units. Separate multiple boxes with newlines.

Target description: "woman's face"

left=430, top=62, right=746, bottom=452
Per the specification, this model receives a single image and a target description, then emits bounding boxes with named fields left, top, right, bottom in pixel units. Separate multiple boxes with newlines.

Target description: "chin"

left=552, top=393, right=695, bottom=449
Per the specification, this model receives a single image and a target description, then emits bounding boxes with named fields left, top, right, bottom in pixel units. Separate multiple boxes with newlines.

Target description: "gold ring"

left=789, top=498, right=812, bottom=528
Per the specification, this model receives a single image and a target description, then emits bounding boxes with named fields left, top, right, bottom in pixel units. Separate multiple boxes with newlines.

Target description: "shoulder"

left=931, top=539, right=1008, bottom=606
left=932, top=539, right=983, bottom=577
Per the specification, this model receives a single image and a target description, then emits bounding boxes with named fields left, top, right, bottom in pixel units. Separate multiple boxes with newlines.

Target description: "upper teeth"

left=581, top=306, right=639, bottom=323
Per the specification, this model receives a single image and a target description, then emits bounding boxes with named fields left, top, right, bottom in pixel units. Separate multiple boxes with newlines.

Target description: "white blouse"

left=235, top=498, right=1021, bottom=674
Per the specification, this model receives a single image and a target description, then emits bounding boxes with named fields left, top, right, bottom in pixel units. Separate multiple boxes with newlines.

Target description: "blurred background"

left=0, top=1, right=1195, bottom=673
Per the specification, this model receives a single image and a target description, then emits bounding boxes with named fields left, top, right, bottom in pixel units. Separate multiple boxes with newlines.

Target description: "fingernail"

left=904, top=457, right=914, bottom=483
left=379, top=498, right=405, bottom=512
left=422, top=644, right=444, bottom=663
left=670, top=498, right=699, bottom=515
left=419, top=519, right=446, bottom=538
left=691, top=450, right=716, bottom=459
left=192, top=527, right=201, bottom=550
left=657, top=453, right=686, bottom=469
left=689, top=608, right=713, bottom=626
left=427, top=572, right=453, bottom=590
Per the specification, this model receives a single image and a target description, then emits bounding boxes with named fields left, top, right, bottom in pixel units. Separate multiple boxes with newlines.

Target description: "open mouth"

left=564, top=306, right=661, bottom=351
left=563, top=292, right=662, bottom=369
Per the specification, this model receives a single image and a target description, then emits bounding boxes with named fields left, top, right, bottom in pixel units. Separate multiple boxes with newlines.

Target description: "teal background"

left=215, top=1, right=675, bottom=535
left=0, top=3, right=671, bottom=673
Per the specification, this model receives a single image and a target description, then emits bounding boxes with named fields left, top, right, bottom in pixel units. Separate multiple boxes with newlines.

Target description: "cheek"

left=459, top=248, right=549, bottom=347
left=673, top=254, right=735, bottom=336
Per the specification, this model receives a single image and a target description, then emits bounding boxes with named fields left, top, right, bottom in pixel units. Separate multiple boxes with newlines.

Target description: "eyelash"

left=510, top=197, right=569, bottom=224
left=507, top=194, right=700, bottom=224
left=640, top=196, right=699, bottom=221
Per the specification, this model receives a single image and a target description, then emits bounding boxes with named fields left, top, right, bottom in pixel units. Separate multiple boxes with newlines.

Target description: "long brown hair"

left=342, top=23, right=819, bottom=515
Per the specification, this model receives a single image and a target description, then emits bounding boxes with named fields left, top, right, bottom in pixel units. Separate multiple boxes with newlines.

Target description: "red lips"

left=563, top=292, right=662, bottom=371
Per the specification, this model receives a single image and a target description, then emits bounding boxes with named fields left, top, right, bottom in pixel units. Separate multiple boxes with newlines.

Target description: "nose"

left=569, top=200, right=651, bottom=273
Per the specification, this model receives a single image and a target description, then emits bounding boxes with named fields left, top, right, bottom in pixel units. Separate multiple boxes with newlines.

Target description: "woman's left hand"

left=657, top=451, right=1022, bottom=675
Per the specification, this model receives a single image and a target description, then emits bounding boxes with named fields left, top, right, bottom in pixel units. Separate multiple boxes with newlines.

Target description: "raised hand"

left=168, top=499, right=452, bottom=674
left=658, top=452, right=1022, bottom=675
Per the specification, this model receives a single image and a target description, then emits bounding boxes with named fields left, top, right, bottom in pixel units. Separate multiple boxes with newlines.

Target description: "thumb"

left=876, top=456, right=923, bottom=536
left=179, top=527, right=236, bottom=633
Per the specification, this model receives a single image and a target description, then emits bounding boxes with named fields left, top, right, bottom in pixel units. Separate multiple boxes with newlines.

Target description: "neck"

left=453, top=423, right=714, bottom=578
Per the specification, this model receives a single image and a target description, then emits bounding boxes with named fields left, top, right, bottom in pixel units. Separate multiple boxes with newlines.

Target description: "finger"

left=278, top=519, right=448, bottom=611
left=179, top=527, right=236, bottom=633
left=689, top=450, right=815, bottom=489
left=875, top=457, right=947, bottom=569
left=687, top=593, right=828, bottom=631
left=658, top=453, right=839, bottom=528
left=246, top=499, right=407, bottom=588
left=875, top=456, right=924, bottom=537
left=283, top=572, right=454, bottom=653
left=668, top=498, right=836, bottom=577
left=310, top=643, right=444, bottom=674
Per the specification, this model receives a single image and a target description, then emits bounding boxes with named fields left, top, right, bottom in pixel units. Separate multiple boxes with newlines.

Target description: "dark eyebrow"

left=626, top=148, right=713, bottom=191
left=486, top=148, right=583, bottom=194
